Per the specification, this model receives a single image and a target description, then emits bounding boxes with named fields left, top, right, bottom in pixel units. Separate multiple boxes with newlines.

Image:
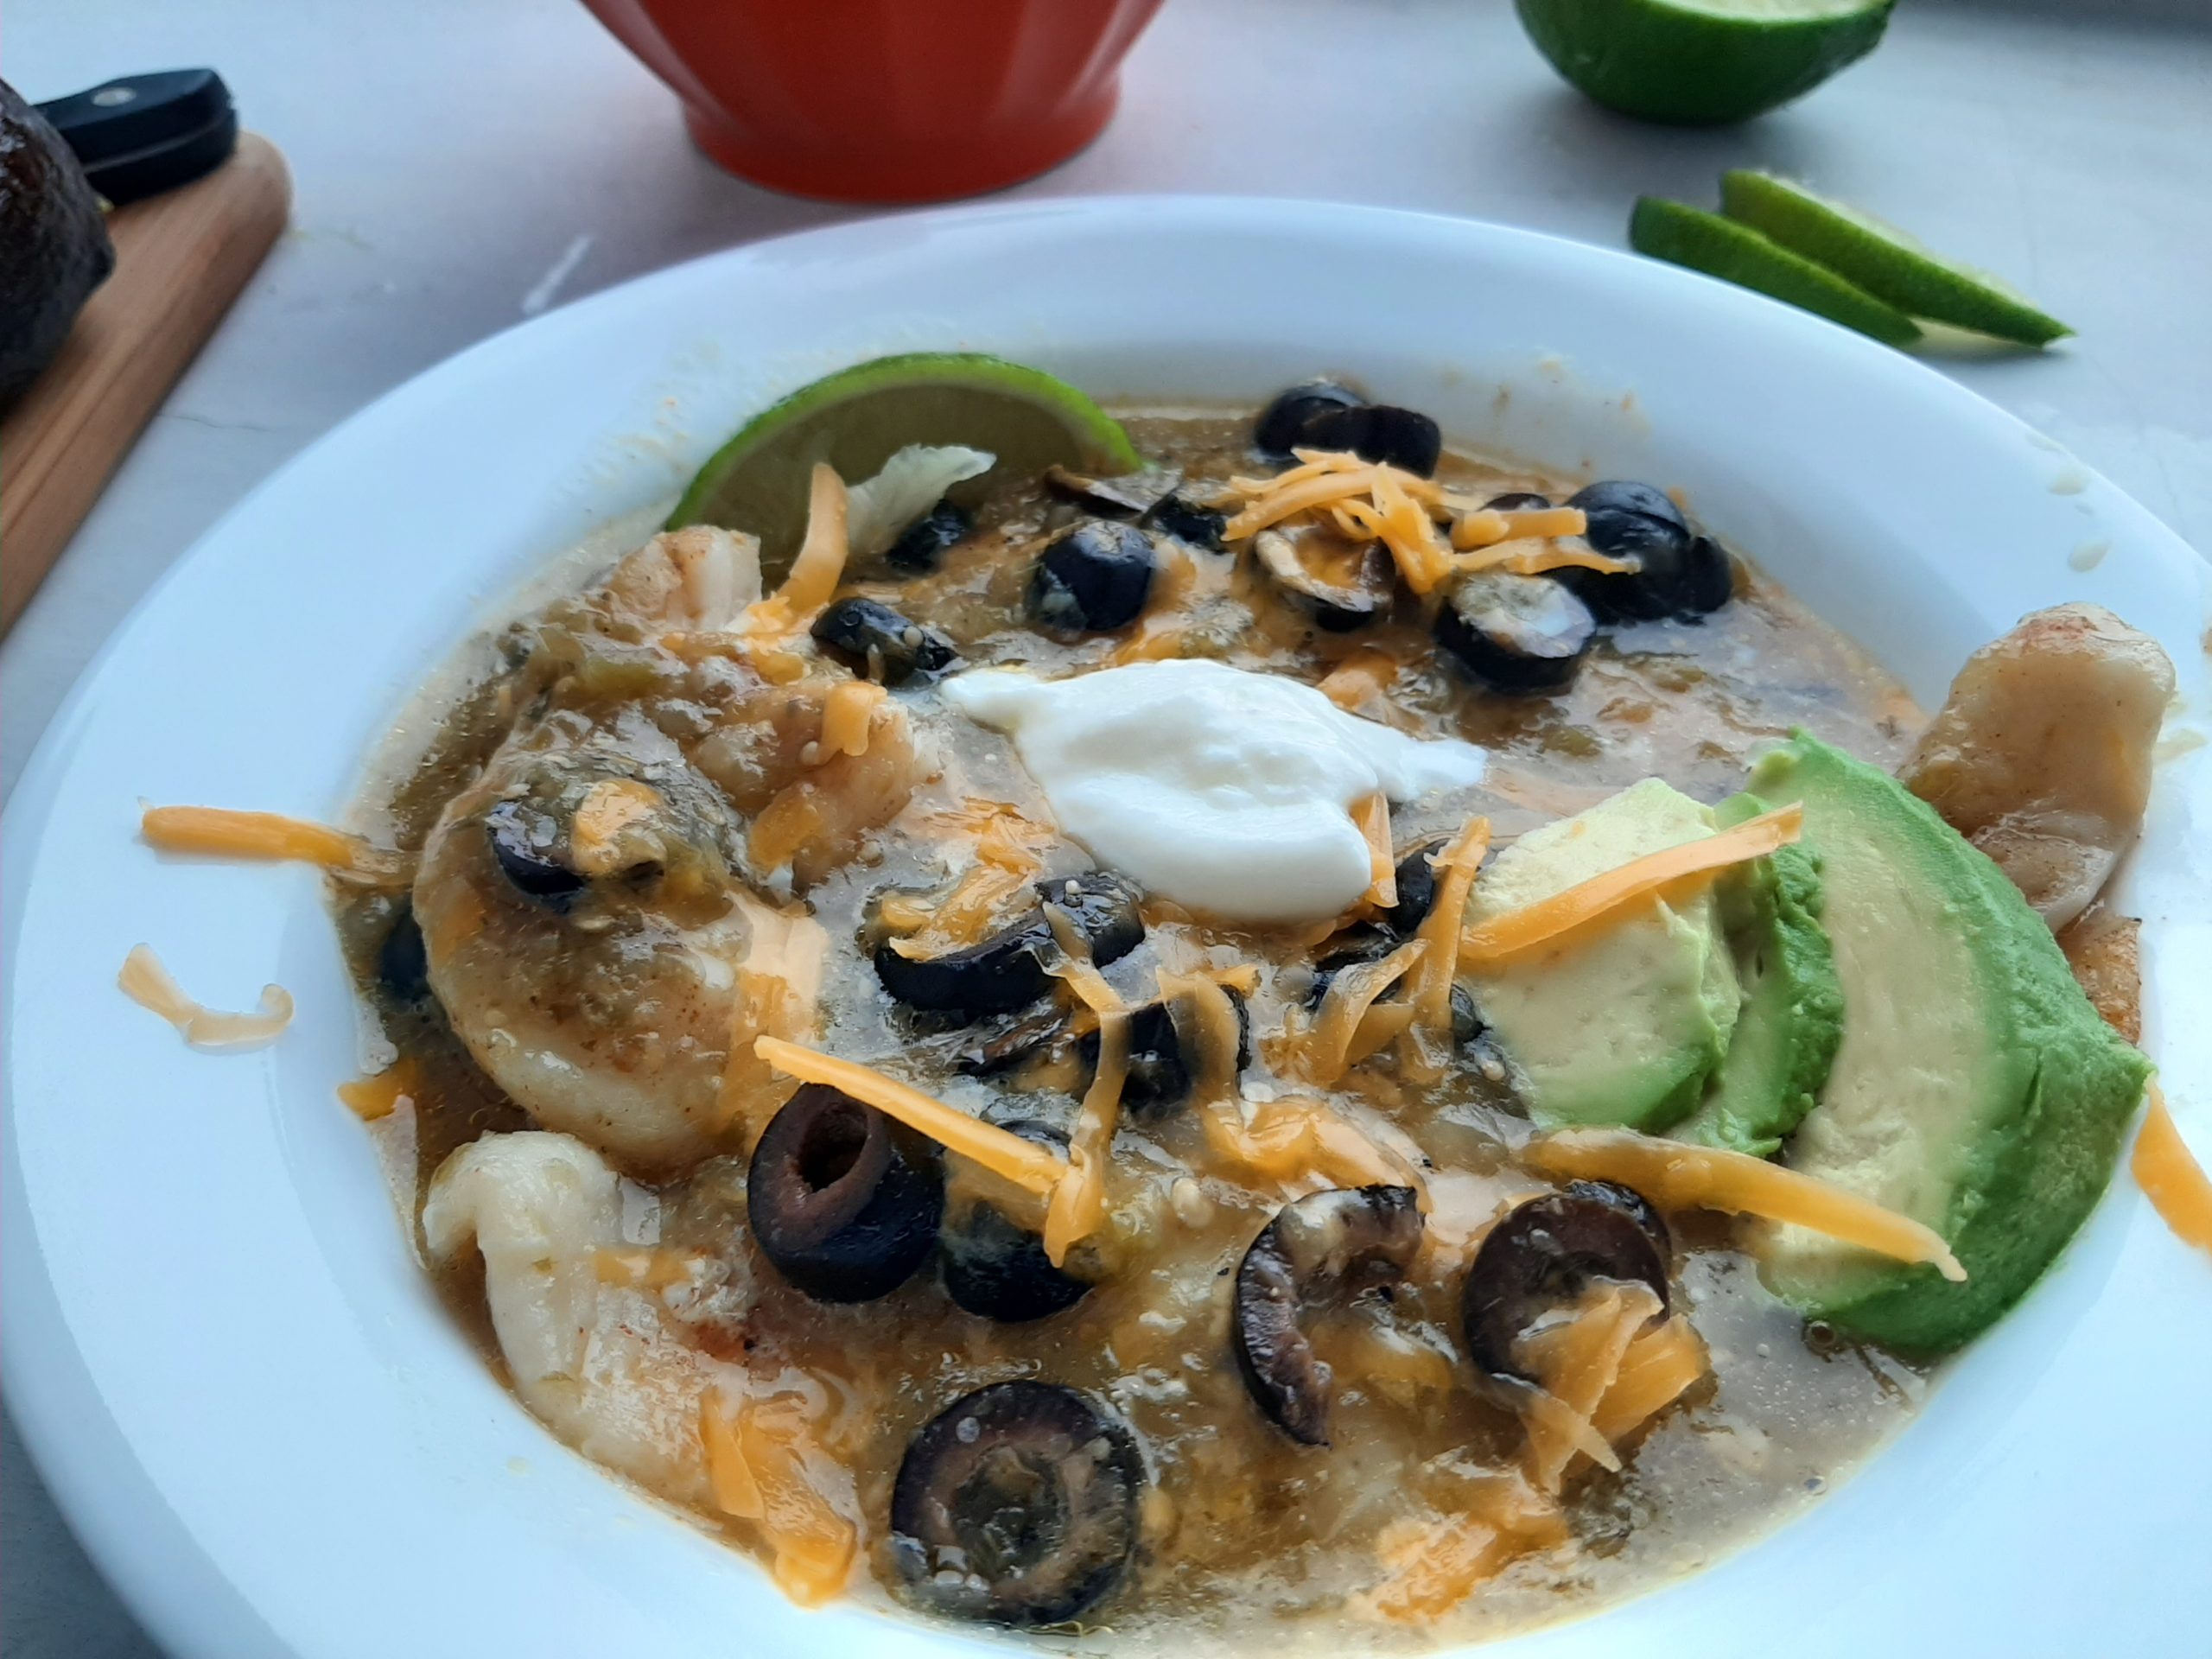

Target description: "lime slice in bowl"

left=1720, top=171, right=2072, bottom=346
left=671, top=352, right=1143, bottom=569
left=1630, top=197, right=1922, bottom=347
left=1516, top=0, right=1894, bottom=125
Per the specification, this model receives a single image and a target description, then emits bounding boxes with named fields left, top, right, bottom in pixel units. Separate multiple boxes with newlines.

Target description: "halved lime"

left=1517, top=0, right=1894, bottom=125
left=1721, top=171, right=2071, bottom=346
left=1630, top=197, right=1922, bottom=346
left=670, top=353, right=1143, bottom=570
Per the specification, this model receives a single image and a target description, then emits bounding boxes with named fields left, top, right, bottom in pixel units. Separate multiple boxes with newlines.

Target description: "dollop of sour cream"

left=943, top=659, right=1487, bottom=924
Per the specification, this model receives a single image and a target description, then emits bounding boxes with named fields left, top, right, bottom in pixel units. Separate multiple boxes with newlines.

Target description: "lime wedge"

left=670, top=353, right=1142, bottom=569
left=1630, top=197, right=1922, bottom=347
left=1517, top=0, right=1894, bottom=125
left=1720, top=172, right=2071, bottom=346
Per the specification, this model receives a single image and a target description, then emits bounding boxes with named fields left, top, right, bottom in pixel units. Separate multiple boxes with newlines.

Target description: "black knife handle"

left=35, top=70, right=237, bottom=204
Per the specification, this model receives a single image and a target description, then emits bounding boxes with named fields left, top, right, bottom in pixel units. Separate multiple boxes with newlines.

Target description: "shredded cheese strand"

left=2133, top=1083, right=2212, bottom=1258
left=742, top=464, right=850, bottom=634
left=118, top=944, right=295, bottom=1051
left=1590, top=1319, right=1707, bottom=1446
left=1296, top=938, right=1426, bottom=1085
left=140, top=805, right=410, bottom=882
left=1317, top=646, right=1399, bottom=712
left=337, top=1057, right=420, bottom=1122
left=752, top=1038, right=1067, bottom=1197
left=1448, top=506, right=1588, bottom=549
left=1040, top=909, right=1130, bottom=1263
left=1409, top=817, right=1491, bottom=1038
left=1353, top=793, right=1397, bottom=909
left=815, top=680, right=884, bottom=760
left=1526, top=1128, right=1968, bottom=1281
left=1459, top=804, right=1803, bottom=965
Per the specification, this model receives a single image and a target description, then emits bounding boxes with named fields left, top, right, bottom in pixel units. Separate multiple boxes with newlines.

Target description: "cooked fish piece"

left=421, top=1131, right=722, bottom=1504
left=1901, top=603, right=2173, bottom=929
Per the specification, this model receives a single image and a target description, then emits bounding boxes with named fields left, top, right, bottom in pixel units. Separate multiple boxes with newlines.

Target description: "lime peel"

left=1630, top=197, right=1922, bottom=348
left=1719, top=172, right=2071, bottom=346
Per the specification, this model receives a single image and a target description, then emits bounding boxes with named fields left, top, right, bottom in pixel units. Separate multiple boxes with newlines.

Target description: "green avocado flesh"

left=1677, top=791, right=1844, bottom=1157
left=1469, top=779, right=1739, bottom=1133
left=1751, top=733, right=2150, bottom=1353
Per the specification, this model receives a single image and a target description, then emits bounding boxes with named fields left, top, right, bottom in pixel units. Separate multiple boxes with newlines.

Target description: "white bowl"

left=6, top=198, right=2209, bottom=1659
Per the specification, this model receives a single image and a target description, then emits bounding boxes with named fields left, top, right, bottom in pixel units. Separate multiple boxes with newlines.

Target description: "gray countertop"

left=5, top=0, right=2208, bottom=1651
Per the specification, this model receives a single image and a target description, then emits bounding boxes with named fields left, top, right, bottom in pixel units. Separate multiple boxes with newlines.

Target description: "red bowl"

left=581, top=0, right=1168, bottom=203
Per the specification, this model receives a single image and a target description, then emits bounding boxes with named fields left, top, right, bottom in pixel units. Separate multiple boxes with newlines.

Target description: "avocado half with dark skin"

left=0, top=79, right=115, bottom=412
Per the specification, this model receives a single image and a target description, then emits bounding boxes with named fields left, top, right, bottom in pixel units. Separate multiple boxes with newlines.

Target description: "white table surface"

left=4, top=0, right=2209, bottom=1652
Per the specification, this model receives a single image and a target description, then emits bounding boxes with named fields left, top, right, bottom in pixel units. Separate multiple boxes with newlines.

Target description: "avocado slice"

left=1467, top=778, right=1740, bottom=1133
left=1752, top=734, right=2151, bottom=1353
left=1677, top=791, right=1845, bottom=1157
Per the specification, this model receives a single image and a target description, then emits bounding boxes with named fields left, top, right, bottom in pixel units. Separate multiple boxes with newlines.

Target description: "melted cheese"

left=1353, top=792, right=1397, bottom=909
left=1317, top=646, right=1401, bottom=713
left=337, top=1057, right=420, bottom=1122
left=140, top=805, right=410, bottom=883
left=1158, top=970, right=1243, bottom=1106
left=1459, top=804, right=1802, bottom=964
left=1516, top=1283, right=1659, bottom=1492
left=2133, top=1084, right=2212, bottom=1258
left=1296, top=938, right=1425, bottom=1085
left=753, top=1038, right=1067, bottom=1197
left=1202, top=1096, right=1427, bottom=1199
left=569, top=779, right=663, bottom=877
left=698, top=1390, right=857, bottom=1607
left=1528, top=1128, right=1967, bottom=1281
left=1409, top=817, right=1491, bottom=1039
left=742, top=464, right=849, bottom=635
left=1040, top=912, right=1130, bottom=1264
left=118, top=944, right=295, bottom=1051
left=1449, top=505, right=1589, bottom=549
left=816, top=680, right=884, bottom=760
left=1590, top=1318, right=1707, bottom=1444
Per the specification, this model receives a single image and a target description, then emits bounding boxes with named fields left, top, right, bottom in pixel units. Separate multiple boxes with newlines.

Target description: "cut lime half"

left=670, top=353, right=1142, bottom=572
left=1517, top=0, right=1894, bottom=125
left=1721, top=172, right=2071, bottom=346
left=1630, top=197, right=1922, bottom=347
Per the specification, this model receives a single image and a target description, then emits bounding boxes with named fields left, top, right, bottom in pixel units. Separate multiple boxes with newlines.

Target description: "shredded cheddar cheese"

left=1408, top=817, right=1491, bottom=1041
left=118, top=944, right=296, bottom=1051
left=596, top=1246, right=705, bottom=1291
left=1040, top=910, right=1130, bottom=1264
left=337, top=1057, right=420, bottom=1122
left=1353, top=792, right=1397, bottom=909
left=1157, top=970, right=1244, bottom=1107
left=816, top=680, right=885, bottom=760
left=1294, top=938, right=1425, bottom=1085
left=1317, top=646, right=1400, bottom=712
left=1448, top=505, right=1589, bottom=549
left=742, top=464, right=850, bottom=635
left=1527, top=1128, right=1968, bottom=1281
left=1361, top=1478, right=1566, bottom=1623
left=698, top=1389, right=857, bottom=1607
left=140, top=805, right=410, bottom=883
left=1459, top=804, right=1803, bottom=965
left=2133, top=1084, right=2212, bottom=1259
left=1516, top=1283, right=1660, bottom=1492
left=747, top=785, right=823, bottom=874
left=1202, top=1096, right=1427, bottom=1200
left=1590, top=1318, right=1707, bottom=1445
left=753, top=1038, right=1067, bottom=1198
left=569, top=779, right=663, bottom=877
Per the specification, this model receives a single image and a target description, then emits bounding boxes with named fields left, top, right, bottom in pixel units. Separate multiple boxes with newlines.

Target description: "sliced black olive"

left=1045, top=463, right=1183, bottom=520
left=1434, top=569, right=1597, bottom=694
left=1302, top=929, right=1391, bottom=1008
left=1254, top=529, right=1392, bottom=632
left=886, top=500, right=973, bottom=574
left=875, top=872, right=1145, bottom=1019
left=746, top=1084, right=944, bottom=1303
left=1554, top=480, right=1733, bottom=620
left=1300, top=404, right=1444, bottom=478
left=376, top=900, right=430, bottom=1001
left=1075, top=990, right=1250, bottom=1119
left=1460, top=1181, right=1671, bottom=1382
left=809, top=595, right=957, bottom=686
left=1146, top=493, right=1227, bottom=550
left=484, top=799, right=586, bottom=906
left=940, top=1120, right=1091, bottom=1322
left=1382, top=837, right=1445, bottom=937
left=1255, top=379, right=1364, bottom=459
left=953, top=1006, right=1071, bottom=1077
left=1233, top=1185, right=1426, bottom=1445
left=1484, top=491, right=1554, bottom=512
left=890, top=1381, right=1145, bottom=1626
left=1449, top=982, right=1484, bottom=1046
left=1027, top=521, right=1157, bottom=634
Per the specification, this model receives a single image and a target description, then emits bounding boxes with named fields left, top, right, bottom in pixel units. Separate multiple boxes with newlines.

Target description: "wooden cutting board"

left=0, top=132, right=290, bottom=637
